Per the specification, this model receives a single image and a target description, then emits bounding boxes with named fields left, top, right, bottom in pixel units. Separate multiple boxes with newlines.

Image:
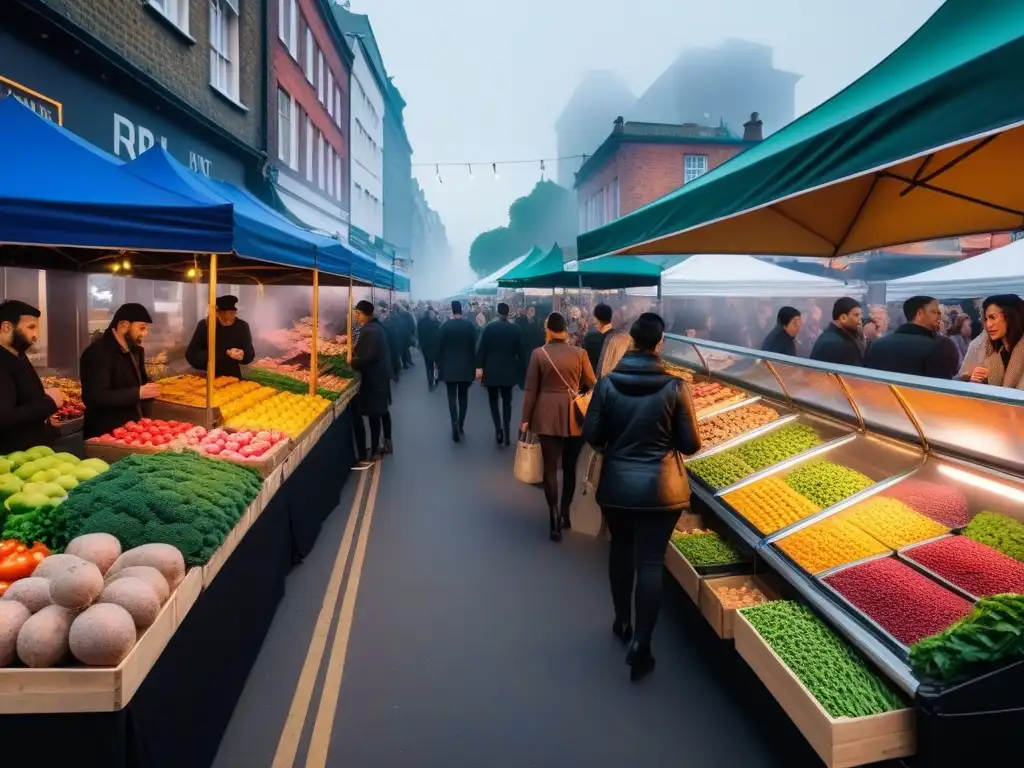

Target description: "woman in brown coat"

left=521, top=312, right=597, bottom=541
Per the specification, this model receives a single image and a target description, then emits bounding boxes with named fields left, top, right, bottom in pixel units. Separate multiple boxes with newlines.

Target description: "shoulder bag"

left=541, top=346, right=590, bottom=429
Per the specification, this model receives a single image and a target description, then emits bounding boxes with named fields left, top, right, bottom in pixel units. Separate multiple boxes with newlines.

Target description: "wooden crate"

left=150, top=400, right=221, bottom=429
left=84, top=440, right=168, bottom=463
left=0, top=567, right=202, bottom=714
left=665, top=543, right=702, bottom=604
left=733, top=613, right=915, bottom=768
left=699, top=574, right=780, bottom=639
left=51, top=416, right=84, bottom=436
left=675, top=511, right=704, bottom=532
left=188, top=435, right=291, bottom=478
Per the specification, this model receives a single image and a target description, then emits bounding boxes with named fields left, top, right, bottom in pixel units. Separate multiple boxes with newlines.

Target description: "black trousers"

left=401, top=344, right=413, bottom=368
left=368, top=411, right=392, bottom=453
left=601, top=506, right=681, bottom=646
left=423, top=357, right=436, bottom=388
left=350, top=395, right=392, bottom=459
left=486, top=385, right=513, bottom=432
left=537, top=435, right=583, bottom=511
left=446, top=382, right=470, bottom=427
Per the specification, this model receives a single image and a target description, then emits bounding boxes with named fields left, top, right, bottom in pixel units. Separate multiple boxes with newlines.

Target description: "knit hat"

left=451, top=300, right=463, bottom=315
left=215, top=295, right=238, bottom=312
left=110, top=303, right=153, bottom=326
left=355, top=300, right=375, bottom=315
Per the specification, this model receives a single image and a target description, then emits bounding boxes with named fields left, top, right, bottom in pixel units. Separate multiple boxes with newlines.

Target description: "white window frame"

left=335, top=154, right=342, bottom=201
left=318, top=52, right=325, bottom=104
left=279, top=0, right=297, bottom=55
left=304, top=118, right=314, bottom=182
left=149, top=0, right=190, bottom=35
left=317, top=132, right=326, bottom=190
left=208, top=0, right=240, bottom=102
left=684, top=154, right=708, bottom=184
left=304, top=28, right=315, bottom=84
left=277, top=88, right=297, bottom=169
left=326, top=71, right=334, bottom=117
left=326, top=145, right=335, bottom=197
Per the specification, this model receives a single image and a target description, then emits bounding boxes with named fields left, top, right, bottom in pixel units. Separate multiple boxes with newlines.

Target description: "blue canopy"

left=0, top=97, right=233, bottom=253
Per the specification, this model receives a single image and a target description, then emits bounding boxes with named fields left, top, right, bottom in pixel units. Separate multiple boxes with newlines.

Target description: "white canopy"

left=472, top=251, right=532, bottom=293
left=886, top=239, right=1024, bottom=301
left=630, top=254, right=864, bottom=298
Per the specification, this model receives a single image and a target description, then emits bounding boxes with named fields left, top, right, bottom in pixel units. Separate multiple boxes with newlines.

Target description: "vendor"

left=185, top=294, right=255, bottom=379
left=0, top=299, right=63, bottom=453
left=80, top=303, right=161, bottom=439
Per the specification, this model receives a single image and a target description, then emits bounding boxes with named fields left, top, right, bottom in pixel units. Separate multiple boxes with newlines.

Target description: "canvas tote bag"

left=514, top=431, right=544, bottom=485
left=569, top=444, right=606, bottom=537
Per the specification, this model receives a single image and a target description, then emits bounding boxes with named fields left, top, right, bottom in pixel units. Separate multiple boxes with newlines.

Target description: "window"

left=684, top=154, right=708, bottom=183
left=326, top=71, right=334, bottom=117
left=209, top=0, right=239, bottom=101
left=279, top=0, right=297, bottom=55
left=304, top=118, right=314, bottom=182
left=611, top=177, right=620, bottom=220
left=317, top=52, right=325, bottom=104
left=326, top=145, right=335, bottom=197
left=317, top=133, right=325, bottom=190
left=304, top=28, right=315, bottom=84
left=334, top=89, right=342, bottom=128
left=335, top=154, right=342, bottom=201
left=277, top=88, right=297, bottom=169
left=149, top=0, right=189, bottom=34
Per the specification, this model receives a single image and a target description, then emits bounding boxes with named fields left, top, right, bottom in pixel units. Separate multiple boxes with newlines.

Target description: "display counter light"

left=937, top=463, right=1024, bottom=504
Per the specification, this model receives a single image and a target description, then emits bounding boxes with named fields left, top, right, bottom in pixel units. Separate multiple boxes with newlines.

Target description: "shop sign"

left=0, top=74, right=62, bottom=124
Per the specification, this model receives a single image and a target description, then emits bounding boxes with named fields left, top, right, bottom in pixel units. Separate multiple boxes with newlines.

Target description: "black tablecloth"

left=0, top=407, right=355, bottom=767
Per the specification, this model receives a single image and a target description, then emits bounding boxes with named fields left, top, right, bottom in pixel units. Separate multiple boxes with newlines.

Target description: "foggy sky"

left=359, top=0, right=946, bottom=293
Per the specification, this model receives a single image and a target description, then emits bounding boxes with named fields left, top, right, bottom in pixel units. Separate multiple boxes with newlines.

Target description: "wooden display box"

left=734, top=613, right=915, bottom=768
left=699, top=574, right=780, bottom=639
left=201, top=489, right=269, bottom=588
left=665, top=543, right=702, bottom=604
left=675, top=511, right=704, bottom=532
left=150, top=400, right=221, bottom=430
left=0, top=567, right=202, bottom=714
left=51, top=416, right=84, bottom=436
left=192, top=435, right=292, bottom=478
left=84, top=440, right=168, bottom=463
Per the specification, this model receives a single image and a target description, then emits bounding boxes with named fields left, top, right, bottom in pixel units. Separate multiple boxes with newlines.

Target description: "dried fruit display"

left=844, top=497, right=949, bottom=549
left=670, top=530, right=744, bottom=568
left=883, top=480, right=970, bottom=528
left=687, top=451, right=755, bottom=490
left=910, top=594, right=1024, bottom=682
left=42, top=376, right=84, bottom=423
left=905, top=536, right=1024, bottom=597
left=691, top=382, right=746, bottom=415
left=697, top=404, right=780, bottom=450
left=260, top=317, right=347, bottom=357
left=734, top=423, right=823, bottom=471
left=156, top=376, right=270, bottom=409
left=785, top=460, right=874, bottom=509
left=713, top=581, right=770, bottom=609
left=665, top=365, right=694, bottom=383
left=741, top=601, right=904, bottom=718
left=963, top=511, right=1024, bottom=563
left=776, top=517, right=888, bottom=574
left=723, top=477, right=822, bottom=535
left=823, top=557, right=974, bottom=646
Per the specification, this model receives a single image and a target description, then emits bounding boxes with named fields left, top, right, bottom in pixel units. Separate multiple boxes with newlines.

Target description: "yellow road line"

left=305, top=458, right=383, bottom=767
left=271, top=468, right=368, bottom=768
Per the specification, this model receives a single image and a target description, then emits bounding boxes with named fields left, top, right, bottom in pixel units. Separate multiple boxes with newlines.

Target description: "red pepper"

left=0, top=540, right=51, bottom=583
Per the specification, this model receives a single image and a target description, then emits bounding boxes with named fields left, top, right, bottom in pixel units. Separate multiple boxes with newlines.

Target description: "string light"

left=467, top=164, right=474, bottom=181
left=492, top=162, right=500, bottom=180
left=413, top=153, right=587, bottom=169
left=435, top=164, right=443, bottom=184
left=121, top=259, right=131, bottom=271
left=540, top=160, right=546, bottom=180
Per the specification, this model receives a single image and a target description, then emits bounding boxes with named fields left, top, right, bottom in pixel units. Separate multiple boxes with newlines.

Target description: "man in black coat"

left=184, top=294, right=255, bottom=379
left=810, top=297, right=865, bottom=367
left=380, top=304, right=403, bottom=383
left=417, top=307, right=442, bottom=391
left=350, top=301, right=394, bottom=466
left=516, top=305, right=545, bottom=386
left=865, top=295, right=960, bottom=379
left=475, top=302, right=526, bottom=447
left=761, top=306, right=802, bottom=357
left=0, top=300, right=62, bottom=453
left=437, top=300, right=477, bottom=442
left=582, top=303, right=616, bottom=373
left=80, top=303, right=161, bottom=439
left=394, top=302, right=416, bottom=370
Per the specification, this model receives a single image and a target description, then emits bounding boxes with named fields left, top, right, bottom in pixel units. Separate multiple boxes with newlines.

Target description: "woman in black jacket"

left=582, top=312, right=701, bottom=681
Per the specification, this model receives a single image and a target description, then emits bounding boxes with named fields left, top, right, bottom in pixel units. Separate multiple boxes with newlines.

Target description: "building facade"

left=554, top=70, right=635, bottom=188
left=575, top=118, right=759, bottom=233
left=347, top=37, right=384, bottom=241
left=268, top=0, right=352, bottom=239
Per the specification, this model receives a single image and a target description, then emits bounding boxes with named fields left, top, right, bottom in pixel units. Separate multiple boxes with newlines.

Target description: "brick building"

left=268, top=0, right=352, bottom=239
left=574, top=117, right=761, bottom=234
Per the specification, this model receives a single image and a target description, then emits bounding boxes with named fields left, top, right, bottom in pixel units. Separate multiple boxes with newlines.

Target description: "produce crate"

left=150, top=400, right=221, bottom=429
left=674, top=511, right=704, bottom=532
left=83, top=440, right=169, bottom=463
left=733, top=612, right=915, bottom=768
left=699, top=574, right=781, bottom=639
left=0, top=567, right=202, bottom=714
left=198, top=435, right=292, bottom=478
left=665, top=542, right=702, bottom=603
left=51, top=416, right=84, bottom=436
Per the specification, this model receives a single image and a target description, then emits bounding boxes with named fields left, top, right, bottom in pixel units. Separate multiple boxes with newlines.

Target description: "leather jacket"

left=582, top=351, right=702, bottom=510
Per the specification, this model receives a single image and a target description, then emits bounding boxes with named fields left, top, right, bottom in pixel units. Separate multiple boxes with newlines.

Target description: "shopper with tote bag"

left=583, top=312, right=701, bottom=682
left=519, top=312, right=597, bottom=542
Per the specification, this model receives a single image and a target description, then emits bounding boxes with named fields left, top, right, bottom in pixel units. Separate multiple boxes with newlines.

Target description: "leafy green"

left=910, top=593, right=1024, bottom=682
left=245, top=367, right=340, bottom=401
left=2, top=499, right=68, bottom=549
left=670, top=530, right=744, bottom=567
left=963, top=511, right=1024, bottom=563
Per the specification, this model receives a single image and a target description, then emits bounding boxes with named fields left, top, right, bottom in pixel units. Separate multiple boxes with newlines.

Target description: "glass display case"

left=662, top=334, right=1024, bottom=700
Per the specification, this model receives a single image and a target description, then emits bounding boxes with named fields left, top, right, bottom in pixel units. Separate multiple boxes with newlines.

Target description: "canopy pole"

left=346, top=274, right=354, bottom=364
left=310, top=267, right=319, bottom=396
left=206, top=253, right=218, bottom=427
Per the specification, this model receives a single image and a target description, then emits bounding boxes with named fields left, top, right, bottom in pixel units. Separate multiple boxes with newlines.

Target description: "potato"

left=2, top=577, right=53, bottom=613
left=17, top=605, right=74, bottom=668
left=69, top=604, right=137, bottom=666
left=49, top=561, right=104, bottom=610
left=32, top=553, right=88, bottom=580
left=0, top=601, right=32, bottom=666
left=99, top=578, right=160, bottom=628
left=106, top=544, right=185, bottom=590
left=65, top=533, right=122, bottom=575
left=105, top=566, right=170, bottom=606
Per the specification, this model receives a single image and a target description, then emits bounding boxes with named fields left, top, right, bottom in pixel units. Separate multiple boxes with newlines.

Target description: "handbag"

left=513, top=431, right=544, bottom=485
left=569, top=444, right=606, bottom=537
left=540, top=346, right=590, bottom=429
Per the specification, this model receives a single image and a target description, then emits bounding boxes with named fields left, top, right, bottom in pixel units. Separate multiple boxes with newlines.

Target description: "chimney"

left=743, top=112, right=763, bottom=142
left=613, top=115, right=625, bottom=133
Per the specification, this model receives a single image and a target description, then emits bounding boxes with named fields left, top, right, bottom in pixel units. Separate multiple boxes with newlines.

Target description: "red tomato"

left=139, top=431, right=152, bottom=441
left=113, top=427, right=127, bottom=438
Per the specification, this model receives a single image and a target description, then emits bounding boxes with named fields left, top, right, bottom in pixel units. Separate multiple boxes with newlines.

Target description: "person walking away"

left=349, top=301, right=394, bottom=466
left=520, top=312, right=597, bottom=541
left=380, top=305, right=403, bottom=383
left=417, top=307, right=442, bottom=391
left=80, top=303, right=161, bottom=439
left=395, top=303, right=416, bottom=369
left=0, top=300, right=64, bottom=454
left=582, top=312, right=701, bottom=682
left=185, top=294, right=255, bottom=379
left=809, top=297, right=865, bottom=367
left=583, top=303, right=616, bottom=373
left=761, top=307, right=802, bottom=357
left=957, top=294, right=1024, bottom=389
left=475, top=302, right=525, bottom=446
left=437, top=301, right=477, bottom=442
left=865, top=296, right=959, bottom=379
left=516, top=305, right=545, bottom=384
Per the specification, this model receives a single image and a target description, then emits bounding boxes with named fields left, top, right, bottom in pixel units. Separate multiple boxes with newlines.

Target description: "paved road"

left=214, top=357, right=828, bottom=768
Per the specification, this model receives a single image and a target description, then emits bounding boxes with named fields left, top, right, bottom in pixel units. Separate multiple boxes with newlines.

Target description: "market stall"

left=471, top=247, right=542, bottom=294
left=658, top=333, right=1023, bottom=767
left=885, top=238, right=1024, bottom=300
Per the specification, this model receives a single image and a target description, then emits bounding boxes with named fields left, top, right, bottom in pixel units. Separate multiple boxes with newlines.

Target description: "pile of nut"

left=698, top=404, right=780, bottom=449
left=713, top=581, right=770, bottom=609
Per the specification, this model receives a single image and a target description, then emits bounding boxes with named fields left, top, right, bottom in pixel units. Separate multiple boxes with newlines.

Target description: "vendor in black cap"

left=80, top=302, right=161, bottom=439
left=185, top=294, right=255, bottom=380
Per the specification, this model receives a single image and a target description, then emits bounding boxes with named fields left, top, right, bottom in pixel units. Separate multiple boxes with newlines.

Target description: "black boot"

left=548, top=506, right=562, bottom=542
left=560, top=505, right=572, bottom=530
left=495, top=427, right=504, bottom=446
left=503, top=426, right=511, bottom=447
left=625, top=639, right=655, bottom=682
left=382, top=439, right=394, bottom=455
left=612, top=620, right=634, bottom=644
left=451, top=423, right=460, bottom=443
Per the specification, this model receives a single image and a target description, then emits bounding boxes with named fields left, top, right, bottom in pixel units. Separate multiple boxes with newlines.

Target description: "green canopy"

left=498, top=244, right=565, bottom=287
left=577, top=0, right=1024, bottom=260
left=505, top=255, right=663, bottom=290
